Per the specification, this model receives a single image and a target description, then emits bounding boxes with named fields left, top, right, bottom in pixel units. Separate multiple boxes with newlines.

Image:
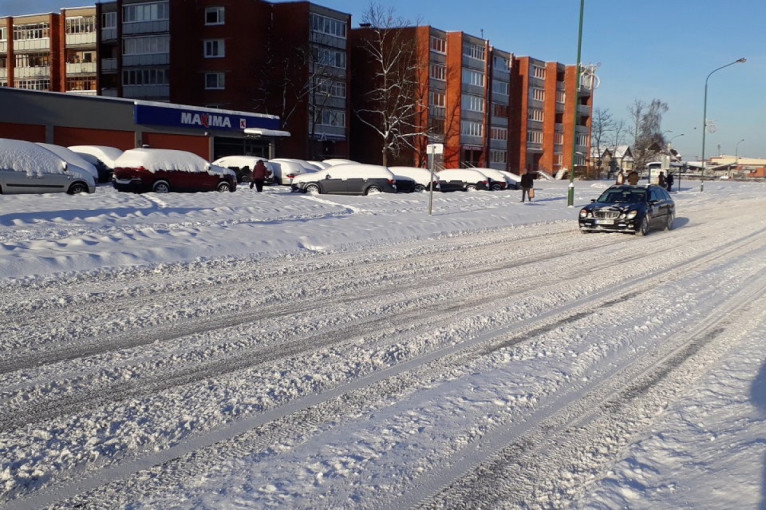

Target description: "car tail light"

left=387, top=178, right=395, bottom=184
left=481, top=180, right=488, bottom=186
left=287, top=174, right=296, bottom=179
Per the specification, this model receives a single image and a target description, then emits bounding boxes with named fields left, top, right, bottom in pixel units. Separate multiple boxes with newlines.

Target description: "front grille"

left=594, top=210, right=620, bottom=219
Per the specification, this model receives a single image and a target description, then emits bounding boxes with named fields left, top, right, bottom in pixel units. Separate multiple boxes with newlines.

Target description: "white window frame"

left=556, top=90, right=566, bottom=103
left=205, top=7, right=225, bottom=26
left=490, top=127, right=508, bottom=141
left=123, top=2, right=169, bottom=23
left=533, top=65, right=546, bottom=79
left=463, top=42, right=485, bottom=61
left=430, top=36, right=446, bottom=54
left=492, top=79, right=509, bottom=95
left=429, top=63, right=446, bottom=81
left=527, top=130, right=543, bottom=144
left=204, top=39, right=225, bottom=58
left=462, top=94, right=484, bottom=113
left=531, top=87, right=545, bottom=102
left=123, top=35, right=170, bottom=55
left=101, top=12, right=116, bottom=29
left=462, top=68, right=484, bottom=87
left=310, top=13, right=346, bottom=39
left=461, top=120, right=483, bottom=138
left=528, top=108, right=544, bottom=122
left=205, top=72, right=225, bottom=90
left=490, top=150, right=507, bottom=163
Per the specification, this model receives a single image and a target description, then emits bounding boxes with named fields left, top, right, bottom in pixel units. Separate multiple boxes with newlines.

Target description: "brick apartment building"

left=1, top=1, right=592, bottom=172
left=350, top=24, right=593, bottom=173
left=0, top=7, right=97, bottom=94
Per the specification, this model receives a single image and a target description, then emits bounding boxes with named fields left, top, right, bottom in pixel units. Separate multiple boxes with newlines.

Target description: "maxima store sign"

left=134, top=103, right=280, bottom=132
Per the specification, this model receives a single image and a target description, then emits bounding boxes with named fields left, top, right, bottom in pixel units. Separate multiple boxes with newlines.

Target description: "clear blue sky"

left=5, top=0, right=765, bottom=160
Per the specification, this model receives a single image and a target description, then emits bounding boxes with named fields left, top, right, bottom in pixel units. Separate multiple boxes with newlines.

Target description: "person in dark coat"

left=627, top=170, right=639, bottom=185
left=658, top=171, right=667, bottom=189
left=520, top=170, right=534, bottom=202
left=666, top=172, right=674, bottom=192
left=250, top=159, right=270, bottom=192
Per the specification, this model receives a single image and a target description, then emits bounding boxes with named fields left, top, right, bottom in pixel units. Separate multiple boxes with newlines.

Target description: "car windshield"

left=598, top=189, right=646, bottom=203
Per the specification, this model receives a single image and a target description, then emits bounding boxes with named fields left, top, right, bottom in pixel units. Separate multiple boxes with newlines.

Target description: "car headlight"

left=626, top=210, right=638, bottom=220
left=579, top=209, right=589, bottom=218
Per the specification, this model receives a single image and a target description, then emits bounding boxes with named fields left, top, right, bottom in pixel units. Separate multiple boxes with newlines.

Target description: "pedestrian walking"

left=250, top=159, right=270, bottom=192
left=627, top=170, right=639, bottom=185
left=658, top=171, right=667, bottom=189
left=520, top=170, right=535, bottom=202
left=615, top=169, right=625, bottom=185
left=666, top=172, right=674, bottom=192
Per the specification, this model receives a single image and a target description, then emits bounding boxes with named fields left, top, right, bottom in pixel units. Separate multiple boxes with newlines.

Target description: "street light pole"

left=567, top=0, right=584, bottom=207
left=733, top=138, right=744, bottom=177
left=700, top=57, right=746, bottom=191
left=669, top=133, right=684, bottom=191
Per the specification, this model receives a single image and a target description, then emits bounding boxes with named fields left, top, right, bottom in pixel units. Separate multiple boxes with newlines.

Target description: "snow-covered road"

left=1, top=181, right=765, bottom=509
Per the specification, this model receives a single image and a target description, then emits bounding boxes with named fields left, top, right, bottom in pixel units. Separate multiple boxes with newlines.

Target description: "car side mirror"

left=590, top=199, right=596, bottom=202
left=62, top=162, right=68, bottom=171
left=325, top=174, right=331, bottom=179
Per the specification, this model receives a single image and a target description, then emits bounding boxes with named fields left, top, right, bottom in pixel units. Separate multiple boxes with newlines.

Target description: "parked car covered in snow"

left=68, top=145, right=124, bottom=183
left=436, top=169, right=489, bottom=192
left=389, top=166, right=439, bottom=192
left=321, top=158, right=356, bottom=167
left=211, top=155, right=274, bottom=184
left=269, top=159, right=317, bottom=185
left=37, top=143, right=99, bottom=182
left=291, top=164, right=397, bottom=195
left=0, top=138, right=95, bottom=195
left=497, top=170, right=520, bottom=190
left=112, top=148, right=236, bottom=193
left=472, top=168, right=509, bottom=191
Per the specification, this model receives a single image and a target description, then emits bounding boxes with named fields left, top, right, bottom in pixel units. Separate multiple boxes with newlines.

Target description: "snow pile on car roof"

left=0, top=138, right=67, bottom=176
left=69, top=145, right=124, bottom=167
left=38, top=143, right=99, bottom=179
left=114, top=148, right=230, bottom=174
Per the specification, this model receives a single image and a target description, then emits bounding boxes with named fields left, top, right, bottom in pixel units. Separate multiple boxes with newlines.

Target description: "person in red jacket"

left=250, top=159, right=270, bottom=192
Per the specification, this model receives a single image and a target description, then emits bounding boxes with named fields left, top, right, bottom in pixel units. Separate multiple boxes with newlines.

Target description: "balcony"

left=66, top=62, right=97, bottom=74
left=66, top=33, right=96, bottom=46
left=13, top=38, right=50, bottom=51
left=0, top=68, right=6, bottom=79
left=101, top=58, right=117, bottom=72
left=13, top=66, right=50, bottom=79
left=577, top=104, right=591, bottom=114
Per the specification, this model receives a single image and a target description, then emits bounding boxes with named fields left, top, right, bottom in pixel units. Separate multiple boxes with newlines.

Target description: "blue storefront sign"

left=134, top=103, right=280, bottom=132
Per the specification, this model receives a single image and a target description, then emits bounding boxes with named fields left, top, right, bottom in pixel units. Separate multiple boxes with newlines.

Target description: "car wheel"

left=216, top=181, right=231, bottom=192
left=466, top=184, right=477, bottom=191
left=67, top=182, right=88, bottom=195
left=152, top=180, right=171, bottom=193
left=305, top=183, right=321, bottom=194
left=365, top=185, right=381, bottom=195
left=636, top=216, right=650, bottom=236
left=413, top=184, right=426, bottom=192
left=490, top=183, right=503, bottom=191
left=665, top=212, right=675, bottom=230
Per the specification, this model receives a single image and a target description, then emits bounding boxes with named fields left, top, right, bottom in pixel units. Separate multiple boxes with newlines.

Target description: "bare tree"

left=590, top=108, right=613, bottom=177
left=610, top=118, right=628, bottom=171
left=627, top=98, right=669, bottom=169
left=354, top=3, right=427, bottom=166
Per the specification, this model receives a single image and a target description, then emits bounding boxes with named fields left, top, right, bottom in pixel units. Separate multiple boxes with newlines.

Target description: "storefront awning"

left=244, top=128, right=291, bottom=137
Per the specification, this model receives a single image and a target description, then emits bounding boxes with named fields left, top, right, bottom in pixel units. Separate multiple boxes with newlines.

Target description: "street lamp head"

left=736, top=57, right=747, bottom=63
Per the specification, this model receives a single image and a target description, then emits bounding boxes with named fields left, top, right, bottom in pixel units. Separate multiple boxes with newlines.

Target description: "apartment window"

left=430, top=36, right=446, bottom=54
left=490, top=150, right=507, bottom=164
left=527, top=130, right=543, bottom=144
left=556, top=90, right=566, bottom=103
left=310, top=13, right=346, bottom=38
left=13, top=23, right=50, bottom=40
left=462, top=94, right=484, bottom=113
left=576, top=133, right=589, bottom=146
left=66, top=76, right=96, bottom=91
left=315, top=78, right=346, bottom=98
left=0, top=27, right=6, bottom=41
left=429, top=63, right=446, bottom=81
left=122, top=68, right=169, bottom=86
left=204, top=39, right=225, bottom=58
left=15, top=53, right=49, bottom=67
left=528, top=108, right=544, bottom=122
left=461, top=120, right=483, bottom=137
left=493, top=55, right=509, bottom=71
left=555, top=132, right=564, bottom=145
left=490, top=127, right=508, bottom=141
left=205, top=7, right=225, bottom=25
left=0, top=56, right=6, bottom=68
left=462, top=68, right=484, bottom=87
left=205, top=72, right=225, bottom=90
left=15, top=79, right=51, bottom=90
left=492, top=80, right=509, bottom=95
left=531, top=87, right=545, bottom=102
left=463, top=42, right=485, bottom=61
left=123, top=1, right=169, bottom=23
left=492, top=103, right=509, bottom=118
left=66, top=16, right=95, bottom=34
left=102, top=12, right=116, bottom=29
left=123, top=36, right=170, bottom=55
left=555, top=153, right=563, bottom=166
left=429, top=90, right=445, bottom=108
left=533, top=65, right=546, bottom=79
left=314, top=108, right=346, bottom=128
left=312, top=47, right=346, bottom=69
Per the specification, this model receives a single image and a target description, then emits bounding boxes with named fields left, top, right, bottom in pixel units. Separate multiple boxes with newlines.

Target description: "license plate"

left=596, top=219, right=614, bottom=225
